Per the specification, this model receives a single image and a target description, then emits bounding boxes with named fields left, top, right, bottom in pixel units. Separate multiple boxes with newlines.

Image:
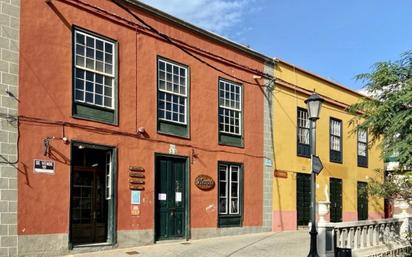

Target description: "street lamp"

left=304, top=92, right=324, bottom=257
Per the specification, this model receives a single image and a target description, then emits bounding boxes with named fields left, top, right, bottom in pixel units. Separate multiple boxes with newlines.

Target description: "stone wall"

left=262, top=61, right=274, bottom=230
left=0, top=0, right=19, bottom=256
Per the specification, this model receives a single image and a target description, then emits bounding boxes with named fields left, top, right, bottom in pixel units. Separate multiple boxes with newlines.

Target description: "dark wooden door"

left=71, top=167, right=107, bottom=244
left=155, top=156, right=186, bottom=240
left=297, top=173, right=311, bottom=226
left=330, top=178, right=342, bottom=222
left=357, top=182, right=368, bottom=220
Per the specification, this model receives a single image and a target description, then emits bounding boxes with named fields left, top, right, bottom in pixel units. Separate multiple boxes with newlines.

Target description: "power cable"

left=111, top=0, right=272, bottom=87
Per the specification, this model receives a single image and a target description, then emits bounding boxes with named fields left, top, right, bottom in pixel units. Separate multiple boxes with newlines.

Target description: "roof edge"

left=122, top=0, right=273, bottom=63
left=274, top=58, right=368, bottom=99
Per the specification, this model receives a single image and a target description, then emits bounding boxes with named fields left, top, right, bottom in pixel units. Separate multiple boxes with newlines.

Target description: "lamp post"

left=305, top=92, right=324, bottom=257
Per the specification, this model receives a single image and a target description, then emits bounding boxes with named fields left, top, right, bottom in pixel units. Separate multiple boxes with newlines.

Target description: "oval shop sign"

left=195, top=174, right=215, bottom=191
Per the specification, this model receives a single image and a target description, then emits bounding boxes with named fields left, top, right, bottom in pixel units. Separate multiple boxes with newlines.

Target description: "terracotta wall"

left=18, top=0, right=265, bottom=235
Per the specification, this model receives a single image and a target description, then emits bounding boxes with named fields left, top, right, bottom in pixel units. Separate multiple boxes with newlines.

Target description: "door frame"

left=296, top=172, right=311, bottom=227
left=69, top=141, right=117, bottom=248
left=357, top=181, right=368, bottom=220
left=329, top=177, right=342, bottom=222
left=153, top=153, right=190, bottom=242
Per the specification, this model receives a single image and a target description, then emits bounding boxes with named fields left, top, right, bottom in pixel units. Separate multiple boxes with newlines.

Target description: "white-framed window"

left=219, top=164, right=240, bottom=215
left=357, top=129, right=367, bottom=157
left=330, top=119, right=342, bottom=151
left=297, top=108, right=310, bottom=145
left=74, top=30, right=115, bottom=109
left=157, top=58, right=188, bottom=124
left=218, top=79, right=242, bottom=135
left=330, top=118, right=343, bottom=163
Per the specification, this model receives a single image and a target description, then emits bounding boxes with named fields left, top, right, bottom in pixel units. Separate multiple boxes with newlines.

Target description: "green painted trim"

left=158, top=120, right=188, bottom=138
left=73, top=103, right=115, bottom=124
left=217, top=161, right=244, bottom=228
left=108, top=148, right=117, bottom=244
left=156, top=56, right=190, bottom=139
left=68, top=140, right=117, bottom=246
left=71, top=26, right=119, bottom=126
left=217, top=77, right=244, bottom=148
left=185, top=155, right=191, bottom=240
left=218, top=133, right=243, bottom=147
left=153, top=153, right=190, bottom=241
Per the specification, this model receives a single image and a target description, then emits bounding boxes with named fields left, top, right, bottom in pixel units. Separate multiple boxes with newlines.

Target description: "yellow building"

left=271, top=59, right=384, bottom=231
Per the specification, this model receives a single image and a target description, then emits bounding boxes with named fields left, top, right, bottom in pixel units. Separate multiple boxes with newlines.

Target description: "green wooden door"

left=297, top=173, right=311, bottom=226
left=155, top=156, right=186, bottom=240
left=357, top=182, right=368, bottom=220
left=330, top=178, right=342, bottom=222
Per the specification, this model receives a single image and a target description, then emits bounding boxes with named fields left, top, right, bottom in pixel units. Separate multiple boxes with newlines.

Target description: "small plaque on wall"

left=274, top=170, right=288, bottom=178
left=33, top=160, right=55, bottom=175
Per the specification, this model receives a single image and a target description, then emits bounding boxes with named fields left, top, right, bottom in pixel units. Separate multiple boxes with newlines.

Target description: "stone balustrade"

left=318, top=217, right=411, bottom=257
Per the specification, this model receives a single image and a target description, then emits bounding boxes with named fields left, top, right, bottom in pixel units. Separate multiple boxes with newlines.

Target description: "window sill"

left=157, top=130, right=190, bottom=140
left=72, top=113, right=118, bottom=126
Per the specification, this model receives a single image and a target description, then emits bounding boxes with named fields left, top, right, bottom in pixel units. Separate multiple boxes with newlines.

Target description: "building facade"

left=18, top=0, right=273, bottom=256
left=271, top=59, right=384, bottom=231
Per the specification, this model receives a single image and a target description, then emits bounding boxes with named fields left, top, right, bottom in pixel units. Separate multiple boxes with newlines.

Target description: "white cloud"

left=139, top=0, right=252, bottom=34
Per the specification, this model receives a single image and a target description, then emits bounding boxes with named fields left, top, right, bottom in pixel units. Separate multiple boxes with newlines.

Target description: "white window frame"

left=74, top=29, right=115, bottom=109
left=358, top=129, right=368, bottom=157
left=218, top=79, right=242, bottom=136
left=157, top=58, right=188, bottom=125
left=219, top=164, right=240, bottom=215
left=297, top=108, right=310, bottom=145
left=105, top=151, right=112, bottom=200
left=330, top=119, right=342, bottom=152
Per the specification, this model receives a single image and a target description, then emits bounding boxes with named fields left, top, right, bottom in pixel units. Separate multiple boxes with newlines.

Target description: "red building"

left=18, top=0, right=273, bottom=255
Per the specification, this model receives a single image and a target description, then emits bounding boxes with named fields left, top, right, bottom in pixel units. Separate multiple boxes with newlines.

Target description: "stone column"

left=262, top=61, right=274, bottom=231
left=0, top=0, right=19, bottom=256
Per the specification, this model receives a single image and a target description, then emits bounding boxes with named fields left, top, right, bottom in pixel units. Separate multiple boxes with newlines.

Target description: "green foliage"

left=350, top=51, right=412, bottom=199
left=368, top=170, right=412, bottom=200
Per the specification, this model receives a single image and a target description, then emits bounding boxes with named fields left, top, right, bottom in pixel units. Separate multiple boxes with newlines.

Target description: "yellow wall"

left=272, top=61, right=384, bottom=229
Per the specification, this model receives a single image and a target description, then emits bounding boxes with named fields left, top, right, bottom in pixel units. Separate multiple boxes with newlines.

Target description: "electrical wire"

left=0, top=118, right=19, bottom=165
left=53, top=0, right=275, bottom=88
left=111, top=0, right=268, bottom=87
left=17, top=114, right=266, bottom=159
left=56, top=0, right=274, bottom=81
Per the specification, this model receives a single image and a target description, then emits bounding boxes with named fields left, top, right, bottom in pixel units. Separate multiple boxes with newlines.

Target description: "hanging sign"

left=195, top=174, right=215, bottom=190
left=129, top=172, right=145, bottom=178
left=129, top=184, right=145, bottom=190
left=129, top=166, right=144, bottom=172
left=33, top=160, right=55, bottom=175
left=129, top=178, right=145, bottom=184
left=312, top=155, right=324, bottom=175
left=128, top=166, right=146, bottom=190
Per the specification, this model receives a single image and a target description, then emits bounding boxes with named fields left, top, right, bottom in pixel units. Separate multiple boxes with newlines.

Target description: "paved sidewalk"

left=64, top=231, right=309, bottom=257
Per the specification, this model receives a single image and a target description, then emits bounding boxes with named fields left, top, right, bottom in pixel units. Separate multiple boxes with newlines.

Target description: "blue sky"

left=140, top=0, right=412, bottom=91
